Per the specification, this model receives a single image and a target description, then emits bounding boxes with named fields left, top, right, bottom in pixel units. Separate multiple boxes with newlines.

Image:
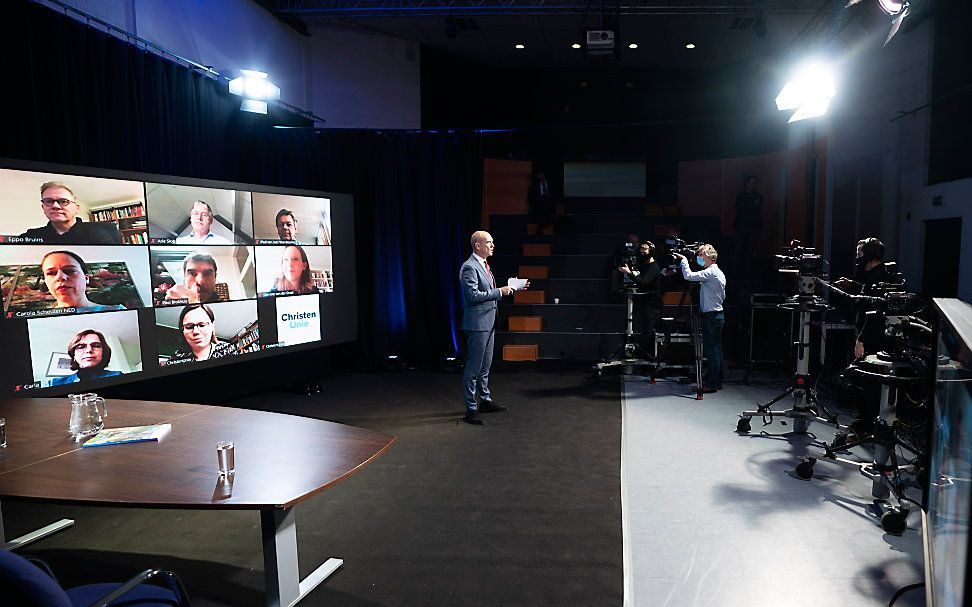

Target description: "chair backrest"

left=0, top=549, right=73, bottom=607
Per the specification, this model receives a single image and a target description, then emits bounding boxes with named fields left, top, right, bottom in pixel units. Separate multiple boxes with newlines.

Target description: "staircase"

left=489, top=198, right=728, bottom=361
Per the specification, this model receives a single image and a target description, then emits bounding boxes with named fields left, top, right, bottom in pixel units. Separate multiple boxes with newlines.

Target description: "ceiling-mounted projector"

left=585, top=29, right=615, bottom=50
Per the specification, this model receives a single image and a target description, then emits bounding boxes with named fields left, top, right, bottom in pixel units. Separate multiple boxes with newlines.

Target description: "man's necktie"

left=485, top=260, right=495, bottom=288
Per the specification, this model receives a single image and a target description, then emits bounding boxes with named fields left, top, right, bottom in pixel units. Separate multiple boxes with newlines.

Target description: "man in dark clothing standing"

left=618, top=240, right=663, bottom=359
left=527, top=171, right=556, bottom=235
left=833, top=237, right=898, bottom=433
left=732, top=175, right=764, bottom=274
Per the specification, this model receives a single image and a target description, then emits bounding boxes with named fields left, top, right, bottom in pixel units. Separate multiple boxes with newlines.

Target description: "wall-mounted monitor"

left=0, top=161, right=357, bottom=395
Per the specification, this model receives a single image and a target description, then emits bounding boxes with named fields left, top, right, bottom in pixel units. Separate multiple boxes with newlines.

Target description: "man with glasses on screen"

left=20, top=181, right=118, bottom=244
left=176, top=201, right=231, bottom=244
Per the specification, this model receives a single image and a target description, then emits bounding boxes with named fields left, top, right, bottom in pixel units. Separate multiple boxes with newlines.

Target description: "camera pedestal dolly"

left=736, top=276, right=843, bottom=434
left=795, top=352, right=954, bottom=534
left=594, top=289, right=654, bottom=377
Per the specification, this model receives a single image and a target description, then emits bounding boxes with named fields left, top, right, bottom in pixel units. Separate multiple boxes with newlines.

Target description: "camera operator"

left=832, top=237, right=896, bottom=433
left=833, top=237, right=894, bottom=359
left=672, top=244, right=727, bottom=393
left=618, top=240, right=663, bottom=356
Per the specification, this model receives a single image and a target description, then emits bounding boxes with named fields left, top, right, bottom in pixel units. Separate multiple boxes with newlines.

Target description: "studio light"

left=685, top=43, right=696, bottom=49
left=228, top=69, right=280, bottom=114
left=877, top=0, right=906, bottom=15
left=571, top=43, right=581, bottom=49
left=439, top=355, right=462, bottom=372
left=628, top=43, right=638, bottom=49
left=775, top=61, right=836, bottom=123
left=514, top=43, right=525, bottom=49
left=383, top=354, right=405, bottom=371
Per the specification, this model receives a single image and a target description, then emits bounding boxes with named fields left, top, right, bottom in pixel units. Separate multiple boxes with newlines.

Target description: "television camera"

left=775, top=240, right=825, bottom=277
left=661, top=237, right=704, bottom=274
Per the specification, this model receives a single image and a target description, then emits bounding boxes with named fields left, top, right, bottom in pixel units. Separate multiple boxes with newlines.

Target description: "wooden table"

left=0, top=398, right=395, bottom=607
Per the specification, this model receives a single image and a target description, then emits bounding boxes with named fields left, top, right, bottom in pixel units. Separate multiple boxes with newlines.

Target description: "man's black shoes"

left=479, top=401, right=509, bottom=413
left=463, top=411, right=484, bottom=425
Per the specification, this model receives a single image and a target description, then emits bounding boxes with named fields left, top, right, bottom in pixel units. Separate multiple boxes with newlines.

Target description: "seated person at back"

left=21, top=182, right=119, bottom=244
left=164, top=252, right=222, bottom=304
left=49, top=329, right=123, bottom=386
left=175, top=201, right=231, bottom=244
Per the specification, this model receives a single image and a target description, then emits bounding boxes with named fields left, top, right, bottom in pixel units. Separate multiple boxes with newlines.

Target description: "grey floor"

left=621, top=377, right=926, bottom=607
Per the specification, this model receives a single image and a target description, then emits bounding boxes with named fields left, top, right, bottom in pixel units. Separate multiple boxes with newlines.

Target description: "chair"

left=0, top=549, right=191, bottom=606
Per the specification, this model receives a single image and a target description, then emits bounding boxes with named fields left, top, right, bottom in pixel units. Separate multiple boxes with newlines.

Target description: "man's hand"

left=500, top=286, right=513, bottom=296
left=522, top=280, right=531, bottom=290
left=672, top=253, right=686, bottom=262
left=618, top=266, right=632, bottom=274
left=854, top=340, right=865, bottom=359
left=165, top=284, right=199, bottom=303
left=832, top=277, right=853, bottom=290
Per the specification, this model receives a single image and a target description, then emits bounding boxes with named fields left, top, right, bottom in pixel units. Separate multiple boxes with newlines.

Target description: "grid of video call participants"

left=0, top=167, right=333, bottom=392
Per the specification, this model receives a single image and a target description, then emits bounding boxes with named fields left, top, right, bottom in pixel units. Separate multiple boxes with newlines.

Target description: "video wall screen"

left=0, top=162, right=357, bottom=394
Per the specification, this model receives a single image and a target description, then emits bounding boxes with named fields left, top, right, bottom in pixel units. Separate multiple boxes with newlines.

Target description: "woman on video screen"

left=42, top=251, right=126, bottom=313
left=170, top=303, right=236, bottom=362
left=269, top=245, right=320, bottom=295
left=49, top=329, right=123, bottom=386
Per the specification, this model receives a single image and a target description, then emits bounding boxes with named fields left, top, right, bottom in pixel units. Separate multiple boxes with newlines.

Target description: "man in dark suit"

left=459, top=230, right=526, bottom=425
left=527, top=171, right=556, bottom=235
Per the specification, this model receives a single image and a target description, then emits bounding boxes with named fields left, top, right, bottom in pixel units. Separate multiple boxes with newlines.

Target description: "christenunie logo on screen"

left=275, top=294, right=321, bottom=347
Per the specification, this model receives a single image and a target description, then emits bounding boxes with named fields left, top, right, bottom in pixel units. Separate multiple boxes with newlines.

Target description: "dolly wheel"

left=795, top=460, right=815, bottom=480
left=881, top=510, right=908, bottom=535
left=736, top=418, right=752, bottom=433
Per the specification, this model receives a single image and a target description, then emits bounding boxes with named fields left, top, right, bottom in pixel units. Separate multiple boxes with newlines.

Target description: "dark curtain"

left=1, top=1, right=481, bottom=370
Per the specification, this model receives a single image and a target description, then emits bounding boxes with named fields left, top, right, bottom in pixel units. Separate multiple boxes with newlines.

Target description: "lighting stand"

left=594, top=289, right=654, bottom=377
left=736, top=276, right=842, bottom=433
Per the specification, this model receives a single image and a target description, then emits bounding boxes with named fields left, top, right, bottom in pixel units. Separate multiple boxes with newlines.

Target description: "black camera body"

left=775, top=240, right=824, bottom=276
left=665, top=237, right=704, bottom=260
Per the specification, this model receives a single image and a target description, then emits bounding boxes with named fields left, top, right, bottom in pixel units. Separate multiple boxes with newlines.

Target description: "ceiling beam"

left=276, top=1, right=824, bottom=19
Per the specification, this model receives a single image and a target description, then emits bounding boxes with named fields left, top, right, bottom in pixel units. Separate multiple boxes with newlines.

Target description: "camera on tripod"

left=774, top=240, right=824, bottom=276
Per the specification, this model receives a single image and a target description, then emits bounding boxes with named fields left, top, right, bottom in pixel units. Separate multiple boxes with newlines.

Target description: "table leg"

left=261, top=508, right=342, bottom=607
left=0, top=500, right=75, bottom=551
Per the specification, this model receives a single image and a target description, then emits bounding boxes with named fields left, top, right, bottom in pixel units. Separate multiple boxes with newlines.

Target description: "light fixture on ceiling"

left=571, top=43, right=581, bottom=49
left=514, top=43, right=525, bottom=49
left=877, top=0, right=906, bottom=14
left=628, top=43, right=638, bottom=49
left=685, top=43, right=696, bottom=49
left=775, top=61, right=836, bottom=123
left=878, top=0, right=910, bottom=45
left=228, top=70, right=280, bottom=114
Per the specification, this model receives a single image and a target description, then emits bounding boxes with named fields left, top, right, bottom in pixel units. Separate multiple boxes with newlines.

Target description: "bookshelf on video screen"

left=0, top=162, right=356, bottom=395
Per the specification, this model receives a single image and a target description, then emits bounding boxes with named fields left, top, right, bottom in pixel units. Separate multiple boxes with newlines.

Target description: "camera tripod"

left=793, top=353, right=934, bottom=534
left=593, top=289, right=655, bottom=376
left=737, top=275, right=843, bottom=434
left=648, top=286, right=705, bottom=399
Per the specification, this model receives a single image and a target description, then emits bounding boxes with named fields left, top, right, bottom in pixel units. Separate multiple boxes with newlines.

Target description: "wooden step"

left=522, top=243, right=551, bottom=256
left=662, top=291, right=688, bottom=305
left=526, top=223, right=555, bottom=235
left=503, top=344, right=539, bottom=361
left=518, top=265, right=549, bottom=279
left=514, top=290, right=545, bottom=304
left=509, top=316, right=542, bottom=331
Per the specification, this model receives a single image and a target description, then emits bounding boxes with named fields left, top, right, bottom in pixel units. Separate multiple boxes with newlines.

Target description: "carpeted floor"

left=2, top=364, right=625, bottom=606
